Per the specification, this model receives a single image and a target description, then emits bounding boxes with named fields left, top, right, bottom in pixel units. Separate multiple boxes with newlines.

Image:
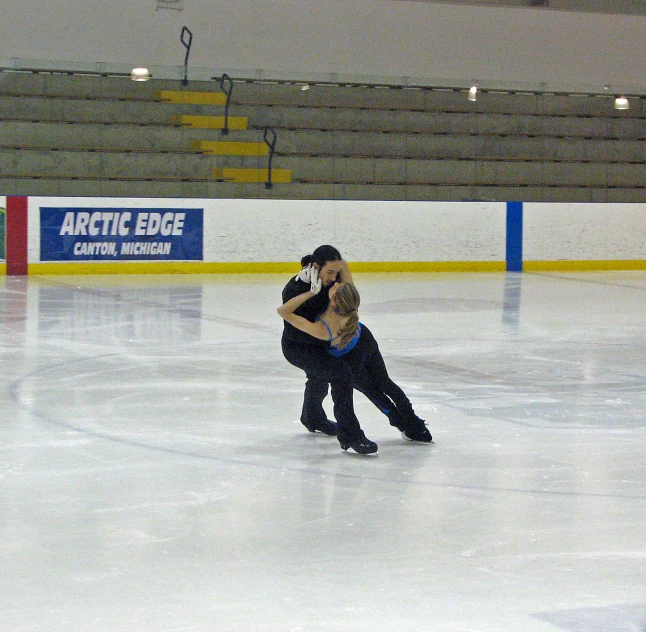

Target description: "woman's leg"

left=344, top=326, right=414, bottom=415
left=282, top=340, right=373, bottom=448
left=345, top=326, right=432, bottom=442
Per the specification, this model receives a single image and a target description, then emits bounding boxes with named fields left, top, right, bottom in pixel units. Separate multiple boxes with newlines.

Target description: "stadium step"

left=192, top=140, right=269, bottom=156
left=212, top=167, right=292, bottom=183
left=156, top=90, right=227, bottom=105
left=170, top=115, right=248, bottom=130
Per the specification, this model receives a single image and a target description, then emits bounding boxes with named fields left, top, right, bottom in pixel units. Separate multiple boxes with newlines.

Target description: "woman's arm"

left=277, top=291, right=329, bottom=340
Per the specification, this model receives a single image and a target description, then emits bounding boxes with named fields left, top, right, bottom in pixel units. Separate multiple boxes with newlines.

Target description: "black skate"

left=401, top=425, right=433, bottom=443
left=389, top=411, right=433, bottom=443
left=401, top=414, right=433, bottom=443
left=303, top=418, right=338, bottom=436
left=340, top=437, right=379, bottom=455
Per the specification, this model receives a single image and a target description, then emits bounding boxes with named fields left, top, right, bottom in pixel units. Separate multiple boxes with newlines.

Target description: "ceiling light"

left=614, top=96, right=629, bottom=110
left=130, top=67, right=151, bottom=82
left=468, top=85, right=478, bottom=101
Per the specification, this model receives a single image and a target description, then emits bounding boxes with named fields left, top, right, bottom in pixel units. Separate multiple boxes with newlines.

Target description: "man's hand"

left=294, top=264, right=312, bottom=283
left=310, top=266, right=322, bottom=295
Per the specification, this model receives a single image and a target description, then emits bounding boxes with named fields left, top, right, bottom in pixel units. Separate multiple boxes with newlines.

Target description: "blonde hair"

left=332, top=283, right=360, bottom=347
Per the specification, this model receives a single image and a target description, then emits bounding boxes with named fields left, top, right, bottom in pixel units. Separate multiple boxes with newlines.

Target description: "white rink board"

left=524, top=203, right=646, bottom=261
left=201, top=199, right=506, bottom=263
left=26, top=197, right=506, bottom=263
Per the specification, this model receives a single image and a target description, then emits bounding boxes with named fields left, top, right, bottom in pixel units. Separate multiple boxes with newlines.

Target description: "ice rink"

left=1, top=271, right=645, bottom=632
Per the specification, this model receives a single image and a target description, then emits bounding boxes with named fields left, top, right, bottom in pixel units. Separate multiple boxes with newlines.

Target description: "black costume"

left=339, top=323, right=416, bottom=421
left=281, top=276, right=431, bottom=445
left=320, top=318, right=430, bottom=440
left=281, top=276, right=366, bottom=444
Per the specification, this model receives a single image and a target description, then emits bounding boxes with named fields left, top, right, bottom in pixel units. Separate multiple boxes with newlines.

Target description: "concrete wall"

left=2, top=1, right=645, bottom=90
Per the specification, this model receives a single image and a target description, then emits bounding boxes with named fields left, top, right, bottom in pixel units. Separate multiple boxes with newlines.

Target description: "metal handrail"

left=180, top=26, right=193, bottom=86
left=219, top=73, right=233, bottom=135
left=263, top=126, right=277, bottom=189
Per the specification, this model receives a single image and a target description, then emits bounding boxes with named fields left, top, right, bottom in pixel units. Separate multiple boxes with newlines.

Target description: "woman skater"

left=280, top=246, right=378, bottom=455
left=278, top=277, right=432, bottom=445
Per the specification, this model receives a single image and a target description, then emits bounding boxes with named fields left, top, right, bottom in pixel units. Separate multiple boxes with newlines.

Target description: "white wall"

left=25, top=197, right=646, bottom=266
left=2, top=1, right=645, bottom=90
left=524, top=203, right=646, bottom=261
left=205, top=200, right=506, bottom=262
left=26, top=197, right=507, bottom=264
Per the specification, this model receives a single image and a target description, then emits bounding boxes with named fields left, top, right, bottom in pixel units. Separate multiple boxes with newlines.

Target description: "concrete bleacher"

left=0, top=70, right=644, bottom=201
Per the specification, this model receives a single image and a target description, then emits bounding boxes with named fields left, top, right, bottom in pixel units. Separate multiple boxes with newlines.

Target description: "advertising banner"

left=40, top=207, right=203, bottom=261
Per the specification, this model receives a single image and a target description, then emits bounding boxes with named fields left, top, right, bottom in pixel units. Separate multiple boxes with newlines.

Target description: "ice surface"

left=1, top=271, right=645, bottom=632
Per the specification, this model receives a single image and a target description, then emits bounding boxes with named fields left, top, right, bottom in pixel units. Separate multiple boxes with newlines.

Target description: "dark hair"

left=301, top=245, right=342, bottom=269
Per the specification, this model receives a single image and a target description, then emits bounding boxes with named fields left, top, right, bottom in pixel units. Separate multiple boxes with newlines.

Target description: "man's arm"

left=339, top=259, right=353, bottom=284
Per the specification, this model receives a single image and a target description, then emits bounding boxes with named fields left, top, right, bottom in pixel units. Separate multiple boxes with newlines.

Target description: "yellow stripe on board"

left=0, top=263, right=6, bottom=276
left=525, top=260, right=646, bottom=272
left=28, top=261, right=506, bottom=276
left=23, top=260, right=646, bottom=276
left=29, top=262, right=301, bottom=275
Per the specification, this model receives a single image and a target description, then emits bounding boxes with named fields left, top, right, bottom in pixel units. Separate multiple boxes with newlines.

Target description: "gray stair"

left=244, top=106, right=646, bottom=139
left=0, top=94, right=234, bottom=125
left=0, top=70, right=644, bottom=201
left=0, top=121, right=262, bottom=151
